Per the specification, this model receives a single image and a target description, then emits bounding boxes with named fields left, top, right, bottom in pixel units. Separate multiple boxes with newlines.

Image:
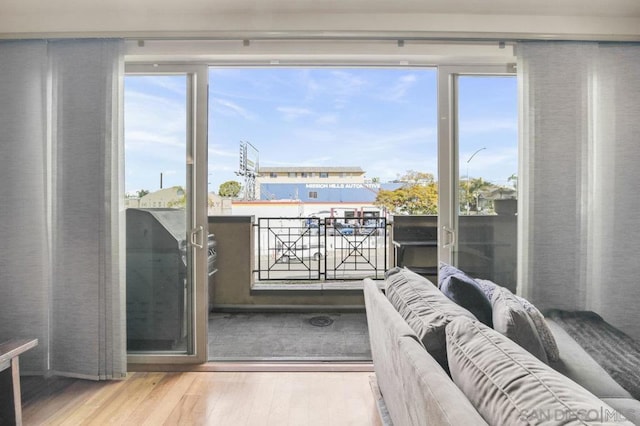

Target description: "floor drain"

left=308, top=316, right=334, bottom=327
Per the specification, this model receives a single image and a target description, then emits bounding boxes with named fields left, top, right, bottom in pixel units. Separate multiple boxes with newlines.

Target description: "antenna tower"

left=236, top=141, right=259, bottom=200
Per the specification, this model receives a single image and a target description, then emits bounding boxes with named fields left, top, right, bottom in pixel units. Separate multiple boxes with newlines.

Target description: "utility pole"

left=466, top=147, right=486, bottom=214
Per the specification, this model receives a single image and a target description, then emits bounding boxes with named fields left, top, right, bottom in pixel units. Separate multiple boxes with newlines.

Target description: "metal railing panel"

left=324, top=217, right=387, bottom=281
left=257, top=217, right=322, bottom=281
left=255, top=216, right=388, bottom=282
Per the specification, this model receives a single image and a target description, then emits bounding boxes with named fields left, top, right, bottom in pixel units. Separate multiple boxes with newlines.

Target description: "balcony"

left=207, top=214, right=516, bottom=361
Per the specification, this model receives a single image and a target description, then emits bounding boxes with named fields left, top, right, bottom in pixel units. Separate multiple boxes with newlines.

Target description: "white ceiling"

left=1, top=0, right=640, bottom=40
left=195, top=0, right=635, bottom=17
left=2, top=0, right=639, bottom=17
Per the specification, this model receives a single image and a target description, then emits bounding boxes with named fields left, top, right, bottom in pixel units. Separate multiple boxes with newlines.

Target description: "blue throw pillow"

left=438, top=263, right=493, bottom=327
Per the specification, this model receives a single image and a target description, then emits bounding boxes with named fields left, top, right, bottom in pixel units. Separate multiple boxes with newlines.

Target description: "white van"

left=275, top=241, right=324, bottom=263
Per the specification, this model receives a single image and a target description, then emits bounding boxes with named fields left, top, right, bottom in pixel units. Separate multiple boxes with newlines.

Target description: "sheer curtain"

left=518, top=41, right=640, bottom=341
left=0, top=39, right=125, bottom=379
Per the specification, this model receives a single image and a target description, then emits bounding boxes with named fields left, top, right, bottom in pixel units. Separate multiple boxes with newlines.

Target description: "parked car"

left=334, top=222, right=355, bottom=236
left=307, top=222, right=325, bottom=236
left=359, top=219, right=382, bottom=236
left=275, top=241, right=324, bottom=263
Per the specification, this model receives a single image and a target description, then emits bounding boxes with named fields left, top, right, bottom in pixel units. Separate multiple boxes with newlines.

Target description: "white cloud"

left=126, top=90, right=183, bottom=109
left=212, top=99, right=253, bottom=120
left=330, top=70, right=367, bottom=90
left=381, top=74, right=418, bottom=101
left=459, top=119, right=517, bottom=135
left=329, top=70, right=367, bottom=109
left=315, top=114, right=339, bottom=125
left=284, top=126, right=436, bottom=152
left=125, top=91, right=186, bottom=141
left=208, top=163, right=237, bottom=173
left=141, top=76, right=187, bottom=96
left=126, top=131, right=185, bottom=150
left=208, top=145, right=238, bottom=158
left=363, top=127, right=437, bottom=151
left=277, top=106, right=313, bottom=121
left=151, top=76, right=182, bottom=98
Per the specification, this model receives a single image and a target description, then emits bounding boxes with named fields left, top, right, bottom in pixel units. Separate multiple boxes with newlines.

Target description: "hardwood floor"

left=21, top=372, right=383, bottom=425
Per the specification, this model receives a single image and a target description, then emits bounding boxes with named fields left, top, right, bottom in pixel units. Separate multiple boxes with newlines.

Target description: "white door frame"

left=125, top=64, right=209, bottom=364
left=437, top=65, right=516, bottom=266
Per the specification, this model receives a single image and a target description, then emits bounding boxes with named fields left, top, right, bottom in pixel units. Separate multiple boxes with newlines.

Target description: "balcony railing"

left=255, top=217, right=389, bottom=281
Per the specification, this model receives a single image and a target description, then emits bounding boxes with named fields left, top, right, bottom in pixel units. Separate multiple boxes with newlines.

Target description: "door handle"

left=442, top=226, right=456, bottom=248
left=190, top=225, right=204, bottom=249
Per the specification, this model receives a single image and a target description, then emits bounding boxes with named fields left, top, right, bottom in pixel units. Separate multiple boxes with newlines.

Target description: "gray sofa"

left=363, top=270, right=640, bottom=425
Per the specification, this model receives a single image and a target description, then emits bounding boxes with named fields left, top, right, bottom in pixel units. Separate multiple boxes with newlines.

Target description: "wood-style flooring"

left=20, top=372, right=383, bottom=425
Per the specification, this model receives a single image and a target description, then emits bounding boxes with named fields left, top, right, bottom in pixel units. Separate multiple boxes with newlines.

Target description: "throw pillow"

left=515, top=294, right=561, bottom=363
left=446, top=317, right=632, bottom=426
left=438, top=263, right=493, bottom=327
left=474, top=276, right=560, bottom=363
left=492, top=286, right=548, bottom=363
left=437, top=261, right=467, bottom=287
left=385, top=267, right=477, bottom=370
left=384, top=266, right=403, bottom=279
left=474, top=278, right=498, bottom=302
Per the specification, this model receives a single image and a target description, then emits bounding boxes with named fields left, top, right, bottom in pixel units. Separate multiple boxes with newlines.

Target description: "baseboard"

left=129, top=362, right=374, bottom=372
left=210, top=304, right=366, bottom=313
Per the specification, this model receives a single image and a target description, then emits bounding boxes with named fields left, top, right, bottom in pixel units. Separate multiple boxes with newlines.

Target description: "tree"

left=167, top=186, right=186, bottom=208
left=461, top=177, right=494, bottom=213
left=136, top=189, right=150, bottom=198
left=375, top=171, right=438, bottom=215
left=460, top=177, right=500, bottom=214
left=393, top=170, right=434, bottom=185
left=218, top=180, right=242, bottom=198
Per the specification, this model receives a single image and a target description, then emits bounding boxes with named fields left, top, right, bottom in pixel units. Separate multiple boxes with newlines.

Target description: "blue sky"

left=124, top=69, right=517, bottom=194
left=125, top=75, right=188, bottom=194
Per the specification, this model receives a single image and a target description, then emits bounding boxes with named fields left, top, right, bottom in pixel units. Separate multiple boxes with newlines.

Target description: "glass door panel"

left=124, top=65, right=210, bottom=364
left=124, top=74, right=191, bottom=353
left=455, top=75, right=518, bottom=288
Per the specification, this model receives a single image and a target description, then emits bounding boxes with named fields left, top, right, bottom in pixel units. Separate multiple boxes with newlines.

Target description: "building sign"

left=305, top=183, right=381, bottom=189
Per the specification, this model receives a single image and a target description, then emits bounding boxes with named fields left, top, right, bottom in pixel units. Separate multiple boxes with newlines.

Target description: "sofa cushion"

left=384, top=267, right=476, bottom=369
left=438, top=263, right=493, bottom=327
left=446, top=317, right=634, bottom=426
left=491, top=286, right=548, bottom=363
left=396, top=336, right=488, bottom=425
left=476, top=277, right=560, bottom=362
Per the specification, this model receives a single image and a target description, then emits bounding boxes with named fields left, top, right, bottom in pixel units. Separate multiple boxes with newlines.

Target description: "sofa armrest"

left=364, top=279, right=486, bottom=426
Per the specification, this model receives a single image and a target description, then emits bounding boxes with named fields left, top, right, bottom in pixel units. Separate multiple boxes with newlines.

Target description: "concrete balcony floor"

left=208, top=311, right=371, bottom=361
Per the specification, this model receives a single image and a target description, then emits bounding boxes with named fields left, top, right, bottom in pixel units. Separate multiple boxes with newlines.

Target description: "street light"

left=466, top=147, right=486, bottom=214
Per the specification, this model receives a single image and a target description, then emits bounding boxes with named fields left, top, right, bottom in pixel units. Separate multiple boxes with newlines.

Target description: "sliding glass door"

left=124, top=65, right=209, bottom=363
left=438, top=67, right=518, bottom=289
left=120, top=61, right=516, bottom=365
